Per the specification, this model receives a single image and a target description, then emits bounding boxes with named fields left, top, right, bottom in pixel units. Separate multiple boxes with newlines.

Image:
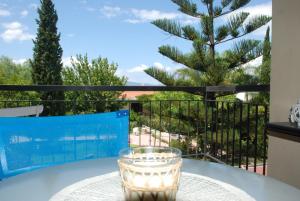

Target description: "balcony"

left=0, top=84, right=269, bottom=177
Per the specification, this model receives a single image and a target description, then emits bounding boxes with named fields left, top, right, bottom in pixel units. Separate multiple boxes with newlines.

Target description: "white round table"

left=0, top=158, right=300, bottom=201
left=49, top=172, right=255, bottom=201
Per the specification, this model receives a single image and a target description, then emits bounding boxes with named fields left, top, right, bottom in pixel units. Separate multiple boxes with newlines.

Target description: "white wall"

left=268, top=135, right=300, bottom=188
left=270, top=0, right=300, bottom=122
left=269, top=0, right=300, bottom=188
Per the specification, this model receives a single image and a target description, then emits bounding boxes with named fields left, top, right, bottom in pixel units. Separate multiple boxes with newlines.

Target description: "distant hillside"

left=126, top=81, right=161, bottom=86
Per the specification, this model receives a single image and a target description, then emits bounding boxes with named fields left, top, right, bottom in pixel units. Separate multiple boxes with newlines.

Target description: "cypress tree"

left=31, top=0, right=65, bottom=116
left=260, top=26, right=271, bottom=84
left=262, top=26, right=271, bottom=63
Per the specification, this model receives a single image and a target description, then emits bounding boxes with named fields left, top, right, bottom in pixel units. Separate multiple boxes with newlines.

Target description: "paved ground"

left=241, top=165, right=267, bottom=176
left=130, top=133, right=169, bottom=147
left=130, top=126, right=267, bottom=176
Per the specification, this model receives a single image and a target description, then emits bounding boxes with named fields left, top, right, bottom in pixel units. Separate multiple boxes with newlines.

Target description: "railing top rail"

left=0, top=84, right=270, bottom=93
left=206, top=85, right=270, bottom=92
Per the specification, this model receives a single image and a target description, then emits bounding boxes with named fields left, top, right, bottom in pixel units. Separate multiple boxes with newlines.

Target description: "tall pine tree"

left=253, top=26, right=271, bottom=104
left=260, top=26, right=271, bottom=84
left=31, top=0, right=65, bottom=116
left=145, top=0, right=272, bottom=97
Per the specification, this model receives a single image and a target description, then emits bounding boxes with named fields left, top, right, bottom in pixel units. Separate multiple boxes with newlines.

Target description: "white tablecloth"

left=50, top=172, right=255, bottom=201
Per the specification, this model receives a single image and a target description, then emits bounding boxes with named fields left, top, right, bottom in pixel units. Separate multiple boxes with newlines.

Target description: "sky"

left=0, top=0, right=272, bottom=84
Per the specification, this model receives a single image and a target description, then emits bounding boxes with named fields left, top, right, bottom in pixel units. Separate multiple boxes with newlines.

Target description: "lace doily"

left=50, top=172, right=255, bottom=201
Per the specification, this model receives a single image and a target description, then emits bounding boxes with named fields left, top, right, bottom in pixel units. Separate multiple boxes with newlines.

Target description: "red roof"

left=120, top=91, right=156, bottom=100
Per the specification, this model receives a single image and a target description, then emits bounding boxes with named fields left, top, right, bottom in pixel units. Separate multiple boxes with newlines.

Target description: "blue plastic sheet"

left=0, top=110, right=129, bottom=179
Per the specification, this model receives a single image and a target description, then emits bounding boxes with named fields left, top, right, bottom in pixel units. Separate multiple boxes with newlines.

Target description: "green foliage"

left=244, top=16, right=272, bottom=34
left=62, top=54, right=127, bottom=113
left=31, top=0, right=64, bottom=116
left=253, top=27, right=271, bottom=104
left=0, top=57, right=31, bottom=85
left=170, top=139, right=188, bottom=154
left=227, top=12, right=250, bottom=37
left=171, top=0, right=202, bottom=17
left=0, top=57, right=39, bottom=104
left=182, top=25, right=201, bottom=40
left=230, top=0, right=250, bottom=10
left=146, top=0, right=272, bottom=87
left=221, top=0, right=232, bottom=8
left=145, top=67, right=177, bottom=86
left=215, top=25, right=229, bottom=42
left=227, top=67, right=258, bottom=85
left=262, top=26, right=271, bottom=63
left=152, top=19, right=183, bottom=38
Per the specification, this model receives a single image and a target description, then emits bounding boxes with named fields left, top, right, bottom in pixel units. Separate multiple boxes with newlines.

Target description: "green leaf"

left=201, top=15, right=213, bottom=40
left=244, top=15, right=272, bottom=34
left=175, top=68, right=206, bottom=86
left=224, top=39, right=263, bottom=69
left=262, top=26, right=271, bottom=63
left=62, top=54, right=127, bottom=113
left=230, top=0, right=251, bottom=10
left=227, top=12, right=250, bottom=37
left=159, top=45, right=186, bottom=64
left=215, top=25, right=229, bottom=42
left=214, top=6, right=223, bottom=17
left=233, top=39, right=260, bottom=55
left=182, top=25, right=200, bottom=40
left=171, top=0, right=202, bottom=17
left=144, top=67, right=177, bottom=86
left=159, top=44, right=208, bottom=72
left=222, top=0, right=232, bottom=8
left=152, top=19, right=182, bottom=38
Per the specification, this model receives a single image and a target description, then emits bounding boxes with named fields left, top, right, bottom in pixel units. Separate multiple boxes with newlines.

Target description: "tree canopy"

left=63, top=54, right=127, bottom=113
left=145, top=0, right=272, bottom=87
left=31, top=0, right=65, bottom=116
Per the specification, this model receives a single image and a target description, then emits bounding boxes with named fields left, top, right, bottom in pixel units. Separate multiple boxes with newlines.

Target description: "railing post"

left=204, top=88, right=208, bottom=160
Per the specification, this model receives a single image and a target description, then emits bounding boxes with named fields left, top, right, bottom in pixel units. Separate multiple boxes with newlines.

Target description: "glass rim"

left=119, top=146, right=182, bottom=161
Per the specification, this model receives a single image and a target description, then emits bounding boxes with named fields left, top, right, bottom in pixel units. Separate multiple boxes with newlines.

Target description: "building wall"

left=269, top=0, right=300, bottom=188
left=268, top=135, right=300, bottom=188
left=270, top=0, right=300, bottom=122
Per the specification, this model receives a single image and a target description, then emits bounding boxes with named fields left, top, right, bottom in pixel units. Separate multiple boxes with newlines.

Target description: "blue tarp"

left=0, top=110, right=129, bottom=179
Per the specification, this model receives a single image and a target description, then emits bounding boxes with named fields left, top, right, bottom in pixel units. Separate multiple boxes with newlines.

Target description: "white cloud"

left=62, top=57, right=72, bottom=67
left=100, top=6, right=122, bottom=18
left=247, top=56, right=262, bottom=67
left=0, top=8, right=10, bottom=17
left=13, top=58, right=27, bottom=64
left=253, top=22, right=272, bottom=36
left=127, top=62, right=173, bottom=73
left=127, top=64, right=148, bottom=73
left=153, top=62, right=171, bottom=71
left=125, top=9, right=197, bottom=24
left=20, top=10, right=29, bottom=17
left=1, top=22, right=34, bottom=42
left=222, top=2, right=272, bottom=36
left=98, top=6, right=197, bottom=24
left=127, top=9, right=179, bottom=23
left=62, top=57, right=78, bottom=67
left=223, top=2, right=272, bottom=21
left=242, top=56, right=263, bottom=74
left=241, top=2, right=272, bottom=17
left=124, top=19, right=140, bottom=24
left=3, top=22, right=22, bottom=29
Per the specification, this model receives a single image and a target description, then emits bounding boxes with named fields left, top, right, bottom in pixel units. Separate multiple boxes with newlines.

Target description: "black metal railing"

left=0, top=84, right=269, bottom=175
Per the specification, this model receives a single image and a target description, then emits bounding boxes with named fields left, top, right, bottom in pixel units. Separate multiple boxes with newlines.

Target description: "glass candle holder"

left=118, top=147, right=182, bottom=201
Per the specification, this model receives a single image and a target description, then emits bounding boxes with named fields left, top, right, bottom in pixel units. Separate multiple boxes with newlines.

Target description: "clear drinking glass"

left=118, top=147, right=182, bottom=201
